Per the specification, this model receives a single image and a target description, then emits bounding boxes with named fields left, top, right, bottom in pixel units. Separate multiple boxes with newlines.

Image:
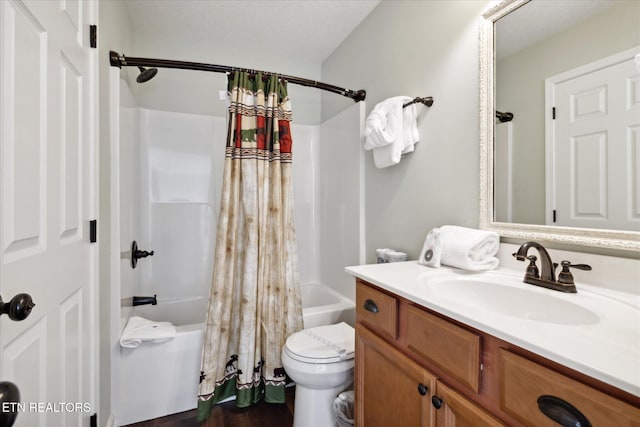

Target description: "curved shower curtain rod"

left=109, top=51, right=367, bottom=102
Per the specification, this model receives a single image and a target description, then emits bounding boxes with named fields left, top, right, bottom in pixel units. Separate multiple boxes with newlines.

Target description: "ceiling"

left=495, top=0, right=616, bottom=60
left=123, top=0, right=381, bottom=64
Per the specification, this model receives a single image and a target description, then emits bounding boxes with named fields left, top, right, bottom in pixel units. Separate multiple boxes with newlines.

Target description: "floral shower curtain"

left=197, top=71, right=303, bottom=421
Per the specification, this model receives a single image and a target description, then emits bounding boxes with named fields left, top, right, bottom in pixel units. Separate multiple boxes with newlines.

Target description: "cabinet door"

left=433, top=382, right=506, bottom=427
left=356, top=324, right=435, bottom=427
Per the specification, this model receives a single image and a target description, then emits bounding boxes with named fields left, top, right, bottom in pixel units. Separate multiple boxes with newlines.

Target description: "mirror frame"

left=479, top=0, right=640, bottom=251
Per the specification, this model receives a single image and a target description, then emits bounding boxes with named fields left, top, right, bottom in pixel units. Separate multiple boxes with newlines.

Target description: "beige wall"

left=496, top=1, right=640, bottom=225
left=322, top=0, right=490, bottom=262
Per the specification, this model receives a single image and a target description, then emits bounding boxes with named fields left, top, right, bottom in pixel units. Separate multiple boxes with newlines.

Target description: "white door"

left=0, top=1, right=97, bottom=426
left=550, top=49, right=640, bottom=231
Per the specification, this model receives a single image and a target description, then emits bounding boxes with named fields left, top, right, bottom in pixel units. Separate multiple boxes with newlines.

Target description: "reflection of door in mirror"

left=495, top=121, right=513, bottom=223
left=547, top=49, right=640, bottom=231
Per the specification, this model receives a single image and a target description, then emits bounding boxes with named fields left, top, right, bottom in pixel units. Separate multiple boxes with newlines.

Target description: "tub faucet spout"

left=132, top=295, right=157, bottom=306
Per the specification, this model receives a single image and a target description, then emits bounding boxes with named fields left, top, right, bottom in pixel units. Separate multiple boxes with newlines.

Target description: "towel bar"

left=403, top=96, right=434, bottom=108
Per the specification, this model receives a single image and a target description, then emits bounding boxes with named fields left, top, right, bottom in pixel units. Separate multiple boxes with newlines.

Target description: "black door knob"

left=417, top=383, right=428, bottom=396
left=0, top=381, right=20, bottom=427
left=0, top=294, right=35, bottom=321
left=431, top=396, right=443, bottom=409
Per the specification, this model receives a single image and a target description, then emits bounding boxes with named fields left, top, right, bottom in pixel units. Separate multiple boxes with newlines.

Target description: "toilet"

left=281, top=322, right=355, bottom=427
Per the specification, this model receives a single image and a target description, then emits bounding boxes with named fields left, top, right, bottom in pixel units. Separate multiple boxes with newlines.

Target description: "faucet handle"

left=557, top=261, right=592, bottom=285
left=525, top=255, right=539, bottom=278
left=562, top=261, right=592, bottom=271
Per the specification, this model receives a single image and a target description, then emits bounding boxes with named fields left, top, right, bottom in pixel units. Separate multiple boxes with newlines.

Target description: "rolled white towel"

left=418, top=228, right=443, bottom=268
left=439, top=225, right=500, bottom=271
left=120, top=316, right=176, bottom=348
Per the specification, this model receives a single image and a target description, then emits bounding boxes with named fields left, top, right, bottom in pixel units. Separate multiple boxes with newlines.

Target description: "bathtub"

left=116, top=297, right=207, bottom=426
left=115, top=284, right=354, bottom=425
left=301, top=283, right=355, bottom=328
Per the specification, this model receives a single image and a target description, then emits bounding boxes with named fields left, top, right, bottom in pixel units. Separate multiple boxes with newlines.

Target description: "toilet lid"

left=285, top=322, right=355, bottom=364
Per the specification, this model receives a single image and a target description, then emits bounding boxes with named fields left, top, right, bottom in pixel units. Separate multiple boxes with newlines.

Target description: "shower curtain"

left=197, top=71, right=303, bottom=421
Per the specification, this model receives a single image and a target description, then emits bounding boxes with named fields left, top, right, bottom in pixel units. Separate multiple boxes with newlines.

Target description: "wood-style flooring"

left=123, top=389, right=295, bottom=427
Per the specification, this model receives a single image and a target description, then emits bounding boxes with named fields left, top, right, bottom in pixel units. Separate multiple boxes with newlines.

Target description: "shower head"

left=136, top=66, right=158, bottom=83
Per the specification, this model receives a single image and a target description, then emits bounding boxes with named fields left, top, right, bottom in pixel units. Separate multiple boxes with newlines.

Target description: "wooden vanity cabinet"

left=355, top=280, right=503, bottom=427
left=356, top=324, right=435, bottom=427
left=354, top=279, right=640, bottom=427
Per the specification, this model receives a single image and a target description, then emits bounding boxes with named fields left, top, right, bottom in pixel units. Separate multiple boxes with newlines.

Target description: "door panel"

left=1, top=0, right=47, bottom=261
left=0, top=0, right=96, bottom=426
left=553, top=53, right=640, bottom=231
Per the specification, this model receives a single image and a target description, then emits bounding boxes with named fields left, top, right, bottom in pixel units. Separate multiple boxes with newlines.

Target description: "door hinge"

left=90, top=413, right=97, bottom=427
left=552, top=107, right=556, bottom=120
left=90, top=219, right=97, bottom=243
left=90, top=25, right=97, bottom=48
left=552, top=210, right=557, bottom=223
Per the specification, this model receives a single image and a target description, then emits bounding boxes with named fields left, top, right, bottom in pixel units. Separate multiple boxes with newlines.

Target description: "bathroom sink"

left=420, top=272, right=600, bottom=325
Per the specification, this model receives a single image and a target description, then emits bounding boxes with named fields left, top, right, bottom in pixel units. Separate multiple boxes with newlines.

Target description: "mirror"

left=479, top=0, right=640, bottom=251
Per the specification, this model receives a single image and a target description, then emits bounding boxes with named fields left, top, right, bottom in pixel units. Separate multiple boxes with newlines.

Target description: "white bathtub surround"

left=198, top=74, right=303, bottom=421
left=301, top=283, right=355, bottom=328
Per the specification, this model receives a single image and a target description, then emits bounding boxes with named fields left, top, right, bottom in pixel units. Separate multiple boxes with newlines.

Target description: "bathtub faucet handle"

left=131, top=240, right=155, bottom=269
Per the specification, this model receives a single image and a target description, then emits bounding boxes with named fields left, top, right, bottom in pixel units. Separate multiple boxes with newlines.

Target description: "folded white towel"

left=401, top=103, right=419, bottom=155
left=418, top=228, right=443, bottom=267
left=438, top=225, right=500, bottom=271
left=120, top=316, right=176, bottom=348
left=376, top=248, right=408, bottom=263
left=364, top=96, right=418, bottom=168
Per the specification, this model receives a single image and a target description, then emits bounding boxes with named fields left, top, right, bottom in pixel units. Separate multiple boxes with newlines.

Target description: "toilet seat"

left=285, top=322, right=355, bottom=364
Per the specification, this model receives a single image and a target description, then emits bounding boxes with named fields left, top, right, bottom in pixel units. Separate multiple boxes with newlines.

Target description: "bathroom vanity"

left=347, top=262, right=640, bottom=427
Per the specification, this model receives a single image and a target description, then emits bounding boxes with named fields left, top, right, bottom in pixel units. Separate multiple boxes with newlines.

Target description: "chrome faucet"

left=512, top=242, right=591, bottom=293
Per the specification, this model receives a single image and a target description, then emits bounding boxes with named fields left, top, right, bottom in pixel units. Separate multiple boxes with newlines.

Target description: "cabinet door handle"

left=363, top=299, right=379, bottom=313
left=431, top=396, right=443, bottom=409
left=417, top=383, right=428, bottom=396
left=537, top=395, right=591, bottom=427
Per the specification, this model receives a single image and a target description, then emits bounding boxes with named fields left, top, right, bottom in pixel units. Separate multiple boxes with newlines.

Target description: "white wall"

left=291, top=105, right=364, bottom=301
left=321, top=0, right=490, bottom=262
left=291, top=124, right=321, bottom=284
left=317, top=103, right=364, bottom=301
left=98, top=1, right=135, bottom=423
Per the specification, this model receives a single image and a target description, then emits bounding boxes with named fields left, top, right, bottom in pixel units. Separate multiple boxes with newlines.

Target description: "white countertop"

left=345, top=261, right=640, bottom=397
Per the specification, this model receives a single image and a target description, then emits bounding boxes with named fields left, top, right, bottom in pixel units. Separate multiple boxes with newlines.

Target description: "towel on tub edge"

left=120, top=316, right=176, bottom=348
